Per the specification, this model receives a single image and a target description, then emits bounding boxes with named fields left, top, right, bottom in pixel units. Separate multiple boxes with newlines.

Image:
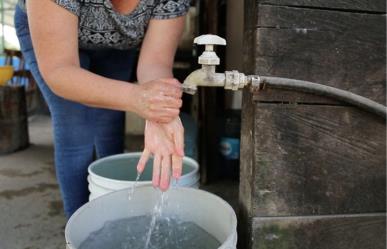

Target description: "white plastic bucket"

left=88, top=152, right=200, bottom=200
left=65, top=186, right=237, bottom=249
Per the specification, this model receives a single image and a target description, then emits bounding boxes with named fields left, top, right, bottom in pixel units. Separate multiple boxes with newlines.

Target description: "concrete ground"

left=0, top=115, right=239, bottom=249
left=0, top=115, right=65, bottom=249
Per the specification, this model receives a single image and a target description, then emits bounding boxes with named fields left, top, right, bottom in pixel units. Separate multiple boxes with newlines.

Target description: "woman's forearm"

left=137, top=63, right=173, bottom=83
left=44, top=65, right=139, bottom=112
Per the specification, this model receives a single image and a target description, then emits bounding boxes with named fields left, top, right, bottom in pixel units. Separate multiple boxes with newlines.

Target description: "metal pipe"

left=251, top=76, right=386, bottom=119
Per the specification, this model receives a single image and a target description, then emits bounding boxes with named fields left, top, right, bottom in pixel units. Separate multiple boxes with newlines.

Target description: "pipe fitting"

left=249, top=75, right=263, bottom=92
left=225, top=70, right=248, bottom=91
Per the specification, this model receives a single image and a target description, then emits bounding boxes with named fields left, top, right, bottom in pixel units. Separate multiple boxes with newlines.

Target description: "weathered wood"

left=250, top=5, right=386, bottom=104
left=239, top=88, right=256, bottom=249
left=244, top=0, right=259, bottom=32
left=0, top=86, right=29, bottom=154
left=248, top=102, right=386, bottom=216
left=252, top=88, right=342, bottom=104
left=257, top=0, right=386, bottom=13
left=252, top=214, right=386, bottom=249
left=241, top=1, right=387, bottom=248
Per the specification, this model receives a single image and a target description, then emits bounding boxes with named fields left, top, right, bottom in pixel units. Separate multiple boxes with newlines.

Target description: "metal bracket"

left=249, top=75, right=263, bottom=92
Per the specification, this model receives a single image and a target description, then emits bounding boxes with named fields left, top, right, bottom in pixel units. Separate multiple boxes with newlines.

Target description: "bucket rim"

left=88, top=152, right=199, bottom=185
left=65, top=185, right=237, bottom=249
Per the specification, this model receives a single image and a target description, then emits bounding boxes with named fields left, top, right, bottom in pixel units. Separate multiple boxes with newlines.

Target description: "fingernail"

left=160, top=184, right=168, bottom=192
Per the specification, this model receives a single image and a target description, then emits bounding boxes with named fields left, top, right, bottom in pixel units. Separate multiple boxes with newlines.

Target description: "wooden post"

left=0, top=86, right=29, bottom=154
left=240, top=1, right=386, bottom=248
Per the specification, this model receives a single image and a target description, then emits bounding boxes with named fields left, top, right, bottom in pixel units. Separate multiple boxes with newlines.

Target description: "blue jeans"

left=15, top=6, right=136, bottom=218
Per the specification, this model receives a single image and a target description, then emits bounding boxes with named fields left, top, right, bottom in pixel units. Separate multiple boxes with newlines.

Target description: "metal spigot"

left=182, top=34, right=249, bottom=95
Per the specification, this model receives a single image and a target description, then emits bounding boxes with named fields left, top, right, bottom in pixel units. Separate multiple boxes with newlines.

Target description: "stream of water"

left=80, top=171, right=220, bottom=249
left=128, top=172, right=141, bottom=201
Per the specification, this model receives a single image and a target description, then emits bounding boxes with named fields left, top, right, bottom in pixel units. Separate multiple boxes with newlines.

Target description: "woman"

left=15, top=0, right=188, bottom=218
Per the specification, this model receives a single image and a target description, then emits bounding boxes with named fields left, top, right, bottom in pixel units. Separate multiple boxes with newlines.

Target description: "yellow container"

left=0, top=66, right=14, bottom=86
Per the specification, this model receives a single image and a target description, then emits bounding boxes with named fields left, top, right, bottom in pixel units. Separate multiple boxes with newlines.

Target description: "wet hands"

left=134, top=78, right=182, bottom=123
left=137, top=117, right=184, bottom=191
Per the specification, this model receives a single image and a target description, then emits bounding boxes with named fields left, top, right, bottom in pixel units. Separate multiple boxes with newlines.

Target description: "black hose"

left=257, top=76, right=386, bottom=119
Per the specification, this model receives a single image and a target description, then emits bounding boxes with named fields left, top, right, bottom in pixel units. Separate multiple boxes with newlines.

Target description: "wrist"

left=124, top=83, right=142, bottom=114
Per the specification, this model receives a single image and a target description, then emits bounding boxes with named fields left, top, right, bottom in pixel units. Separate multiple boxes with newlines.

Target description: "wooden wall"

left=240, top=1, right=386, bottom=248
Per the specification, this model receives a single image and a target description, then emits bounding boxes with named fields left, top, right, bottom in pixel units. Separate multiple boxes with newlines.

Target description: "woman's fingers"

left=160, top=78, right=181, bottom=87
left=172, top=154, right=183, bottom=179
left=158, top=81, right=182, bottom=99
left=137, top=149, right=150, bottom=173
left=159, top=78, right=182, bottom=97
left=136, top=78, right=182, bottom=122
left=152, top=154, right=161, bottom=188
left=158, top=97, right=182, bottom=109
left=160, top=155, right=171, bottom=191
left=173, top=124, right=185, bottom=157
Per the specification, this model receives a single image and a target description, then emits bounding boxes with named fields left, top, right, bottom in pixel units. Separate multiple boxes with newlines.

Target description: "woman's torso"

left=18, top=0, right=189, bottom=50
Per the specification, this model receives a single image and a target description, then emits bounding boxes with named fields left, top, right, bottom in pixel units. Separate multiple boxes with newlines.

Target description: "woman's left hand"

left=136, top=117, right=184, bottom=191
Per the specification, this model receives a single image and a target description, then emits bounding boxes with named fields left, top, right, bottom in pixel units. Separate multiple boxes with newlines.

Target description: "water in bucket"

left=65, top=187, right=237, bottom=249
left=78, top=215, right=221, bottom=249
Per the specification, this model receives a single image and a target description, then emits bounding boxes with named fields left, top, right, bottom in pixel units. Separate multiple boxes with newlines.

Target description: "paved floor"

left=0, top=115, right=239, bottom=249
left=0, top=115, right=65, bottom=249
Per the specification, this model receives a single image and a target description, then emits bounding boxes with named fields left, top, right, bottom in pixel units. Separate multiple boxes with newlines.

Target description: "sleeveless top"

left=18, top=0, right=190, bottom=50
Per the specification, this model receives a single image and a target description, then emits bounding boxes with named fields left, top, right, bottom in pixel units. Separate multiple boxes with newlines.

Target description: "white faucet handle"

left=194, top=34, right=226, bottom=65
left=194, top=34, right=227, bottom=47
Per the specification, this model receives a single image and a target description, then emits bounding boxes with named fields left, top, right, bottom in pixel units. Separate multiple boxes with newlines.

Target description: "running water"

left=128, top=172, right=141, bottom=201
left=78, top=215, right=221, bottom=249
left=79, top=174, right=218, bottom=249
left=144, top=192, right=167, bottom=249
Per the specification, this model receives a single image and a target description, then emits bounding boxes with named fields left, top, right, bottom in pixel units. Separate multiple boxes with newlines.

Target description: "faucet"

left=181, top=35, right=387, bottom=118
left=182, top=34, right=251, bottom=95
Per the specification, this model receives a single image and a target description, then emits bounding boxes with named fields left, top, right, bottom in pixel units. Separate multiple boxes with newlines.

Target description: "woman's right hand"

left=134, top=78, right=182, bottom=123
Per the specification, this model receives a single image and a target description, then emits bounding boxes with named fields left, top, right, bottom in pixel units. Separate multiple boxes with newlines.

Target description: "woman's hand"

left=133, top=78, right=182, bottom=123
left=137, top=118, right=184, bottom=191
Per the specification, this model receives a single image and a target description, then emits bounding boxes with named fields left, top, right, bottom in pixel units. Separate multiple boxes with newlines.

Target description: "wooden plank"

left=252, top=88, right=342, bottom=104
left=248, top=103, right=386, bottom=216
left=250, top=5, right=386, bottom=104
left=244, top=0, right=259, bottom=31
left=257, top=0, right=386, bottom=13
left=239, top=88, right=258, bottom=249
left=0, top=86, right=29, bottom=154
left=252, top=214, right=386, bottom=249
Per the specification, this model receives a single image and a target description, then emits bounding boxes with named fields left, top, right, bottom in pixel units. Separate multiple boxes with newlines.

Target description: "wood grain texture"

left=257, top=0, right=386, bottom=13
left=250, top=5, right=386, bottom=104
left=239, top=88, right=256, bottom=249
left=241, top=1, right=387, bottom=248
left=250, top=103, right=386, bottom=216
left=0, top=86, right=29, bottom=154
left=252, top=88, right=342, bottom=104
left=252, top=214, right=386, bottom=249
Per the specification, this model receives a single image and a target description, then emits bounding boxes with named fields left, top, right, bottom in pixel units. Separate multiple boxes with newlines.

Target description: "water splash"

left=144, top=191, right=167, bottom=249
left=128, top=172, right=141, bottom=201
left=172, top=178, right=179, bottom=188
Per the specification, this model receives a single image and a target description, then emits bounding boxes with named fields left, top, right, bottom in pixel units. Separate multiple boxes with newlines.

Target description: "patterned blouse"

left=19, top=0, right=190, bottom=50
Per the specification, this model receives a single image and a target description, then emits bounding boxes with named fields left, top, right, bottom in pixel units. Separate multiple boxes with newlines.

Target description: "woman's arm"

left=136, top=16, right=185, bottom=82
left=26, top=0, right=181, bottom=123
left=136, top=16, right=186, bottom=191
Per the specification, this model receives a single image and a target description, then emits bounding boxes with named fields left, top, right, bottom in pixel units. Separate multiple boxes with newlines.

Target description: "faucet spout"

left=182, top=65, right=225, bottom=95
